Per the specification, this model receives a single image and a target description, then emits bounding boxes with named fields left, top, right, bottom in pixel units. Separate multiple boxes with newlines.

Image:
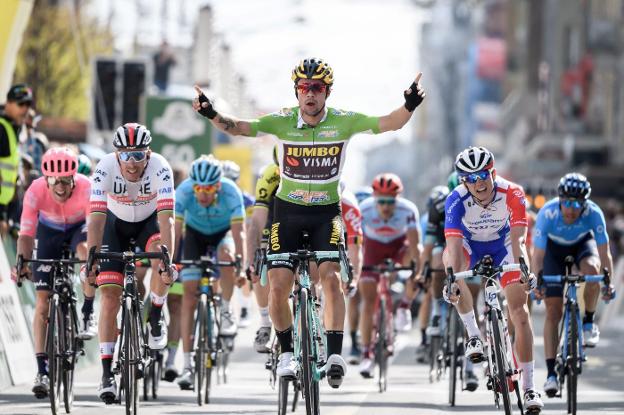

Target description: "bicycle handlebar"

left=15, top=255, right=84, bottom=287
left=178, top=254, right=242, bottom=273
left=260, top=250, right=349, bottom=286
left=87, top=245, right=171, bottom=276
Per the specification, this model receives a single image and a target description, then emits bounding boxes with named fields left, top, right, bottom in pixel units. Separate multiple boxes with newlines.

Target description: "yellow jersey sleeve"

left=254, top=163, right=280, bottom=208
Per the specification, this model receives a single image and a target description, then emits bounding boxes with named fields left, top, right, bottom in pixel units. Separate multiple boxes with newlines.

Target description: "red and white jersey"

left=19, top=174, right=91, bottom=237
left=341, top=189, right=362, bottom=245
left=444, top=176, right=527, bottom=243
left=90, top=153, right=175, bottom=222
left=360, top=196, right=420, bottom=244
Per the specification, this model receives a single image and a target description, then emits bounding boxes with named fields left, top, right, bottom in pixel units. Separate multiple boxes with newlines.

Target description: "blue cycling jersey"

left=242, top=191, right=255, bottom=216
left=533, top=198, right=609, bottom=249
left=175, top=177, right=245, bottom=235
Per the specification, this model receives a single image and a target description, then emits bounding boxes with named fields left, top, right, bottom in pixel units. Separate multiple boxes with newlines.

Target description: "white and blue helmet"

left=189, top=154, right=222, bottom=186
left=222, top=160, right=241, bottom=182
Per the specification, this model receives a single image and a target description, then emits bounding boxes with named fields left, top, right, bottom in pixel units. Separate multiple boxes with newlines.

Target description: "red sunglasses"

left=296, top=83, right=327, bottom=94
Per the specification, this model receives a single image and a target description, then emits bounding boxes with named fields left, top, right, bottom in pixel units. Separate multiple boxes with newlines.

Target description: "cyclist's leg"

left=179, top=277, right=199, bottom=385
left=429, top=248, right=446, bottom=330
left=358, top=277, right=377, bottom=375
left=164, top=283, right=182, bottom=376
left=443, top=240, right=479, bottom=339
left=347, top=288, right=361, bottom=362
left=576, top=236, right=601, bottom=345
left=217, top=232, right=236, bottom=321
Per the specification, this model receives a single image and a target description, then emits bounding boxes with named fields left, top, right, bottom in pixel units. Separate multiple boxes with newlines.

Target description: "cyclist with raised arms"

left=532, top=173, right=615, bottom=397
left=11, top=147, right=97, bottom=398
left=84, top=123, right=177, bottom=403
left=358, top=173, right=421, bottom=378
left=193, top=57, right=425, bottom=388
left=175, top=155, right=247, bottom=389
left=443, top=146, right=543, bottom=412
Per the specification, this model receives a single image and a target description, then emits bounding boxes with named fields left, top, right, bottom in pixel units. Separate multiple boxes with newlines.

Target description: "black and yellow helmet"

left=291, top=58, right=334, bottom=85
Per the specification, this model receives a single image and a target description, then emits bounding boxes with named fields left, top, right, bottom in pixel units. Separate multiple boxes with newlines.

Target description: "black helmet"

left=558, top=173, right=591, bottom=200
left=291, top=58, right=334, bottom=85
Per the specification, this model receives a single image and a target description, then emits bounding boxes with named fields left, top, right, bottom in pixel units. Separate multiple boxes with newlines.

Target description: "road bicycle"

left=447, top=255, right=527, bottom=414
left=88, top=245, right=171, bottom=415
left=260, top=241, right=350, bottom=415
left=17, top=248, right=85, bottom=415
left=539, top=256, right=612, bottom=415
left=361, top=259, right=414, bottom=392
left=178, top=254, right=241, bottom=405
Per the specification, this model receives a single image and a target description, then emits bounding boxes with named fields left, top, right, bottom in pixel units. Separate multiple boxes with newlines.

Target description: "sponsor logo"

left=330, top=218, right=342, bottom=245
left=36, top=265, right=52, bottom=273
left=287, top=190, right=329, bottom=204
left=282, top=143, right=344, bottom=181
left=270, top=222, right=281, bottom=251
left=317, top=130, right=338, bottom=138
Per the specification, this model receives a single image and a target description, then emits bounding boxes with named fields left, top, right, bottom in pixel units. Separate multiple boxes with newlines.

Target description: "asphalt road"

left=1, top=308, right=623, bottom=415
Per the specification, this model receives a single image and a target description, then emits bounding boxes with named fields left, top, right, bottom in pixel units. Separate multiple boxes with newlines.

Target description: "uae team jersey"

left=533, top=198, right=609, bottom=249
left=444, top=177, right=527, bottom=243
left=20, top=174, right=91, bottom=237
left=90, top=153, right=175, bottom=222
left=360, top=197, right=420, bottom=244
left=175, top=177, right=245, bottom=235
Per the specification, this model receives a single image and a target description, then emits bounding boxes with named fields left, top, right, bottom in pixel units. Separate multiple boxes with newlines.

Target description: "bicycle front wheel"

left=448, top=309, right=460, bottom=406
left=123, top=298, right=139, bottom=415
left=300, top=288, right=319, bottom=415
left=491, top=309, right=512, bottom=415
left=62, top=303, right=78, bottom=413
left=47, top=296, right=63, bottom=415
left=567, top=305, right=579, bottom=415
left=193, top=296, right=208, bottom=406
left=376, top=296, right=388, bottom=392
left=278, top=377, right=289, bottom=415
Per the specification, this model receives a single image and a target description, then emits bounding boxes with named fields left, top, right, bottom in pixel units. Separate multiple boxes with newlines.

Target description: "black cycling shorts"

left=543, top=234, right=599, bottom=298
left=33, top=222, right=86, bottom=291
left=267, top=198, right=343, bottom=271
left=97, top=210, right=160, bottom=287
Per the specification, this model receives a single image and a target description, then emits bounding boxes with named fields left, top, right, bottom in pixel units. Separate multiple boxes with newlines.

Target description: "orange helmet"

left=372, top=173, right=403, bottom=196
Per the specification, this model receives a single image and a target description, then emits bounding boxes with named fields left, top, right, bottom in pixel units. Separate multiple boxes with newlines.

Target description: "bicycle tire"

left=300, top=288, right=318, bottom=415
left=448, top=309, right=459, bottom=406
left=491, top=309, right=512, bottom=415
left=429, top=334, right=441, bottom=384
left=142, top=356, right=151, bottom=402
left=194, top=296, right=208, bottom=406
left=123, top=298, right=138, bottom=415
left=62, top=303, right=78, bottom=413
left=292, top=379, right=300, bottom=412
left=278, top=377, right=289, bottom=415
left=567, top=304, right=579, bottom=415
left=47, top=296, right=63, bottom=415
left=205, top=301, right=217, bottom=404
left=376, top=296, right=388, bottom=392
left=152, top=351, right=162, bottom=399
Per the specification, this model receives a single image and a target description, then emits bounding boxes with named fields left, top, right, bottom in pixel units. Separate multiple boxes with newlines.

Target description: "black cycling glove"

left=403, top=81, right=424, bottom=112
left=198, top=93, right=218, bottom=119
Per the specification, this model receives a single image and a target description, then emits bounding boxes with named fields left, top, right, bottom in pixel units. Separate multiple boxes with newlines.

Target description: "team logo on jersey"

left=282, top=143, right=344, bottom=181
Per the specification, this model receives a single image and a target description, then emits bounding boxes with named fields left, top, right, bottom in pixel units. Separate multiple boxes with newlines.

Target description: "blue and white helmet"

left=189, top=154, right=222, bottom=186
left=221, top=160, right=241, bottom=182
left=558, top=172, right=591, bottom=200
left=354, top=186, right=373, bottom=204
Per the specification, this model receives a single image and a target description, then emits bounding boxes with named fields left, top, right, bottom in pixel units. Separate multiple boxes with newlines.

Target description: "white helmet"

left=221, top=160, right=241, bottom=181
left=113, top=123, right=152, bottom=149
left=454, top=146, right=494, bottom=175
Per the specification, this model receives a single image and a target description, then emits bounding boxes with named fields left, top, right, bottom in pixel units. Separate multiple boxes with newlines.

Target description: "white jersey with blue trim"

left=360, top=196, right=419, bottom=244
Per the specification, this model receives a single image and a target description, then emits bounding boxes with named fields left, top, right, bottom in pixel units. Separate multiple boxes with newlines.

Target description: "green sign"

left=145, top=96, right=212, bottom=165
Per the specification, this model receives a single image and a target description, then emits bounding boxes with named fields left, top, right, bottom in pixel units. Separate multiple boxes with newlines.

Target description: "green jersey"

left=249, top=106, right=380, bottom=206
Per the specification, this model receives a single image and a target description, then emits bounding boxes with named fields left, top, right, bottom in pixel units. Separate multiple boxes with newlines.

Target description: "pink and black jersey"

left=444, top=176, right=527, bottom=242
left=19, top=174, right=91, bottom=237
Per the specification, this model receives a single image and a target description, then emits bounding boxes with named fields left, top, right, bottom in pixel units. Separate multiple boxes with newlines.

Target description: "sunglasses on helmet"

left=47, top=176, right=74, bottom=186
left=296, top=83, right=327, bottom=94
left=461, top=169, right=491, bottom=184
left=561, top=199, right=584, bottom=209
left=118, top=150, right=148, bottom=162
left=193, top=183, right=219, bottom=194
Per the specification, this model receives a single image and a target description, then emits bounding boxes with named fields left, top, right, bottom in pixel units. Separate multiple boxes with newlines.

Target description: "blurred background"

left=2, top=0, right=624, bottom=390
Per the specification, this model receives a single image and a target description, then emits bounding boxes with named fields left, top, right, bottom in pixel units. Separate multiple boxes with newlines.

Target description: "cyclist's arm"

left=87, top=212, right=106, bottom=252
left=443, top=236, right=465, bottom=273
left=174, top=217, right=184, bottom=258
left=246, top=207, right=268, bottom=269
left=419, top=243, right=434, bottom=274
left=157, top=211, right=174, bottom=256
left=406, top=228, right=422, bottom=271
left=347, top=241, right=362, bottom=284
left=510, top=225, right=530, bottom=269
left=531, top=247, right=545, bottom=276
left=378, top=105, right=415, bottom=133
left=597, top=243, right=614, bottom=277
left=231, top=220, right=246, bottom=269
left=16, top=235, right=35, bottom=262
left=209, top=113, right=253, bottom=137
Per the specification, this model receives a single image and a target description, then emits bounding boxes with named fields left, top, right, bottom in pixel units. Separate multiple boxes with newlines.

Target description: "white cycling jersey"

left=360, top=196, right=419, bottom=244
left=90, top=152, right=175, bottom=222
